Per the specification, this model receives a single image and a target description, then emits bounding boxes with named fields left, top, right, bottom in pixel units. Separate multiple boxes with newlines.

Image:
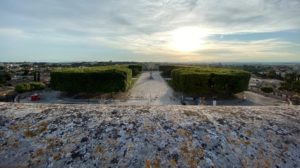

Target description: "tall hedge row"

left=128, top=65, right=142, bottom=77
left=50, top=66, right=132, bottom=93
left=172, top=67, right=251, bottom=97
left=158, top=65, right=187, bottom=78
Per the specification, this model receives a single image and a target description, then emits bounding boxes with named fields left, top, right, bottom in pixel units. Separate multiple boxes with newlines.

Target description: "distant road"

left=125, top=71, right=178, bottom=105
left=243, top=91, right=287, bottom=106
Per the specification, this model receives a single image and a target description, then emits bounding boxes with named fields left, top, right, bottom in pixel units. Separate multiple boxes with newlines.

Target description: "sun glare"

left=170, top=27, right=206, bottom=52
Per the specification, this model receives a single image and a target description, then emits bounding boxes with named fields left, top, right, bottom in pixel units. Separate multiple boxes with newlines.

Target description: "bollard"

left=213, top=100, right=217, bottom=106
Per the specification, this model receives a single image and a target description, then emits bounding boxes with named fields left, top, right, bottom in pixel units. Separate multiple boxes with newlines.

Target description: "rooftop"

left=0, top=103, right=299, bottom=167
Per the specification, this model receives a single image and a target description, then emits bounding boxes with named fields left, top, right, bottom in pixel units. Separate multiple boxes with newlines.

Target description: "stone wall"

left=0, top=103, right=299, bottom=167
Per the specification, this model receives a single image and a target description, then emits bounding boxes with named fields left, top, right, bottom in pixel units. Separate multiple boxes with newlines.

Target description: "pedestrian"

left=243, top=95, right=247, bottom=101
left=198, top=97, right=201, bottom=105
left=13, top=95, right=20, bottom=103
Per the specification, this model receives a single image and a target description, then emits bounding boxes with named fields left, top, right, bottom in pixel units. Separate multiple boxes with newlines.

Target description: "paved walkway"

left=125, top=71, right=179, bottom=105
left=242, top=91, right=287, bottom=106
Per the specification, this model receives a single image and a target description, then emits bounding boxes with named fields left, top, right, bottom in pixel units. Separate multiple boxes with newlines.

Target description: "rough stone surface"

left=0, top=103, right=299, bottom=168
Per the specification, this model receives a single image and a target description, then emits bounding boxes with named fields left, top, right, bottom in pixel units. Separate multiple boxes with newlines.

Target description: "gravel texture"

left=0, top=103, right=299, bottom=168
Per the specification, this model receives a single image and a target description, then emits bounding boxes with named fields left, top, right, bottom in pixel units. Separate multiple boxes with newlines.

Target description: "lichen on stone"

left=0, top=103, right=299, bottom=167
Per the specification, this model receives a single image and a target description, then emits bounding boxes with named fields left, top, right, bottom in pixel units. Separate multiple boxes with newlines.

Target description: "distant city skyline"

left=0, top=0, right=300, bottom=62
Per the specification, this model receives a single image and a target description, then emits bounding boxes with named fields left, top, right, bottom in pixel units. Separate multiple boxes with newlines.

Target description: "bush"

left=171, top=67, right=251, bottom=97
left=15, top=82, right=46, bottom=93
left=128, top=65, right=142, bottom=77
left=50, top=66, right=132, bottom=93
left=15, top=83, right=31, bottom=93
left=30, top=82, right=46, bottom=90
left=260, top=87, right=273, bottom=93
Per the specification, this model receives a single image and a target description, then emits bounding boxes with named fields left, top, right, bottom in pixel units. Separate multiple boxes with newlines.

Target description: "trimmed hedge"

left=15, top=82, right=46, bottom=93
left=159, top=65, right=186, bottom=78
left=128, top=65, right=142, bottom=77
left=50, top=66, right=132, bottom=93
left=171, top=67, right=251, bottom=97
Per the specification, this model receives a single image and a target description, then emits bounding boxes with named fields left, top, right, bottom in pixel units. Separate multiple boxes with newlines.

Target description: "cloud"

left=0, top=28, right=25, bottom=37
left=191, top=39, right=300, bottom=62
left=2, top=0, right=299, bottom=34
left=0, top=0, right=299, bottom=62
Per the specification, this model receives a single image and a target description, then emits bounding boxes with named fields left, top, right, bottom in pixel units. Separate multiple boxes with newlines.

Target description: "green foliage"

left=280, top=72, right=300, bottom=93
left=15, top=82, right=46, bottom=93
left=267, top=69, right=277, bottom=79
left=171, top=67, right=251, bottom=97
left=33, top=71, right=41, bottom=82
left=261, top=87, right=273, bottom=93
left=284, top=72, right=298, bottom=83
left=281, top=80, right=300, bottom=93
left=15, top=83, right=30, bottom=93
left=0, top=71, right=11, bottom=84
left=22, top=69, right=30, bottom=76
left=159, top=65, right=187, bottom=78
left=291, top=81, right=300, bottom=92
left=128, top=65, right=142, bottom=77
left=239, top=65, right=269, bottom=74
left=50, top=66, right=132, bottom=93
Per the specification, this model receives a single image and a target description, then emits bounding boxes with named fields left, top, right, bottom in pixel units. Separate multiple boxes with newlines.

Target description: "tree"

left=33, top=71, right=37, bottom=81
left=33, top=71, right=41, bottom=82
left=23, top=69, right=30, bottom=76
left=267, top=69, right=276, bottom=79
left=37, top=71, right=40, bottom=82
left=292, top=81, right=300, bottom=92
left=0, top=71, right=11, bottom=84
left=280, top=72, right=300, bottom=93
left=284, top=72, right=297, bottom=82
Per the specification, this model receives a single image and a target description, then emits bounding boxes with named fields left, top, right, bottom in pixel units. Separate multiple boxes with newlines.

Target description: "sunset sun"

left=170, top=27, right=206, bottom=52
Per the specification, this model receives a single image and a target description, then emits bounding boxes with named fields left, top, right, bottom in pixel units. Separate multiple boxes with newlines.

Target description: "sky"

left=0, top=0, right=300, bottom=62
